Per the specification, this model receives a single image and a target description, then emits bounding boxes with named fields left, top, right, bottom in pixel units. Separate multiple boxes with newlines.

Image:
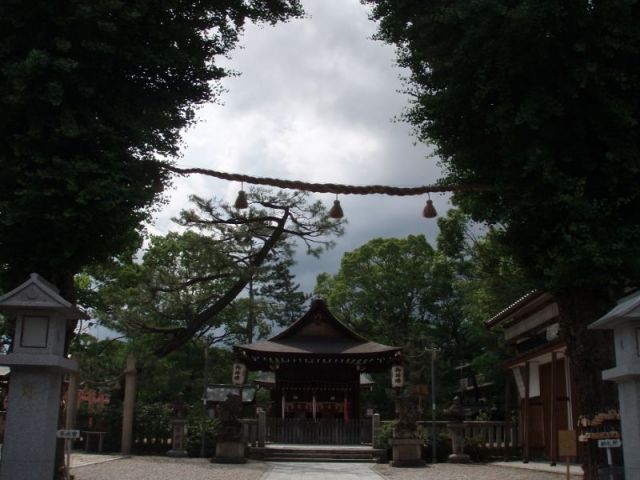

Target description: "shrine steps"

left=248, top=445, right=386, bottom=463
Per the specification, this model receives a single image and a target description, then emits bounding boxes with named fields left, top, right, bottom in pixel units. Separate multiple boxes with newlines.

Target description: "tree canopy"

left=368, top=0, right=640, bottom=292
left=0, top=0, right=302, bottom=297
left=84, top=188, right=342, bottom=358
left=368, top=2, right=639, bottom=474
left=314, top=212, right=531, bottom=414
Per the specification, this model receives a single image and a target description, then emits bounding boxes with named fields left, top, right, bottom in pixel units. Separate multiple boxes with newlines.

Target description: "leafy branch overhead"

left=0, top=0, right=303, bottom=297
left=88, top=188, right=343, bottom=358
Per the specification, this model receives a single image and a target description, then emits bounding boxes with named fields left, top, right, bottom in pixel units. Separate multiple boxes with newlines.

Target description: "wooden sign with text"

left=558, top=430, right=577, bottom=457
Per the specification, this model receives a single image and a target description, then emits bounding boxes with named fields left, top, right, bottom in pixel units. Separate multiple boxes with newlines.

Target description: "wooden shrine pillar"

left=523, top=361, right=530, bottom=463
left=503, top=374, right=511, bottom=460
left=550, top=352, right=558, bottom=465
left=352, top=381, right=360, bottom=418
left=121, top=353, right=137, bottom=454
left=65, top=372, right=79, bottom=429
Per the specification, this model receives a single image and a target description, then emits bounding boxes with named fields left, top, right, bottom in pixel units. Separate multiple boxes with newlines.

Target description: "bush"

left=376, top=420, right=396, bottom=449
left=186, top=413, right=219, bottom=457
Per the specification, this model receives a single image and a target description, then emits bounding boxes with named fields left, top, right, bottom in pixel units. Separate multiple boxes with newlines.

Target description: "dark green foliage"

left=186, top=414, right=220, bottom=457
left=0, top=0, right=302, bottom=295
left=316, top=210, right=531, bottom=419
left=368, top=3, right=639, bottom=475
left=84, top=188, right=340, bottom=357
left=131, top=402, right=173, bottom=454
left=368, top=0, right=640, bottom=292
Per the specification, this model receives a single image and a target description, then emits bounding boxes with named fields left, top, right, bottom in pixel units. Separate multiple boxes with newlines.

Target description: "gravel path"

left=374, top=463, right=576, bottom=480
left=71, top=456, right=269, bottom=480
left=72, top=457, right=580, bottom=480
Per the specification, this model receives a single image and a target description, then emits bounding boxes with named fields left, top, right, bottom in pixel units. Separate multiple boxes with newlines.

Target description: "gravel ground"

left=72, top=457, right=580, bottom=480
left=374, top=463, right=575, bottom=480
left=72, top=457, right=269, bottom=480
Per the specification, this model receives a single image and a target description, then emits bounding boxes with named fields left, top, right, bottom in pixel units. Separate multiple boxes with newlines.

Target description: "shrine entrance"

left=234, top=297, right=402, bottom=445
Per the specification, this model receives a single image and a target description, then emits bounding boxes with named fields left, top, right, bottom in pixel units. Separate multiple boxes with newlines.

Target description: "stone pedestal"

left=390, top=438, right=425, bottom=467
left=1, top=368, right=65, bottom=480
left=590, top=293, right=640, bottom=480
left=447, top=423, right=470, bottom=463
left=0, top=274, right=84, bottom=480
left=212, top=441, right=247, bottom=463
left=167, top=419, right=188, bottom=457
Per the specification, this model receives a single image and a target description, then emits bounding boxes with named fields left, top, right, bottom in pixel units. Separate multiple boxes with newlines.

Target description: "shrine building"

left=234, top=297, right=402, bottom=422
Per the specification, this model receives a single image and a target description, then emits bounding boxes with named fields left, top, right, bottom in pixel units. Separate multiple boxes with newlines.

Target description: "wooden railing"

left=415, top=420, right=519, bottom=450
left=463, top=421, right=518, bottom=448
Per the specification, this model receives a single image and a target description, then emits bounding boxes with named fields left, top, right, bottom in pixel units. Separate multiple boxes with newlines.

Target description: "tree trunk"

left=556, top=288, right=618, bottom=480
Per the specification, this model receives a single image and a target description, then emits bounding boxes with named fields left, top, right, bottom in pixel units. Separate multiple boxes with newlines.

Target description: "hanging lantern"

left=234, top=183, right=248, bottom=209
left=232, top=363, right=247, bottom=385
left=329, top=196, right=344, bottom=219
left=391, top=365, right=404, bottom=388
left=422, top=194, right=437, bottom=218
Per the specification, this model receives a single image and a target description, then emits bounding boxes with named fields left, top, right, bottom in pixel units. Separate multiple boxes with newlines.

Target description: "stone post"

left=0, top=274, right=84, bottom=480
left=65, top=372, right=79, bottom=429
left=167, top=419, right=188, bottom=457
left=167, top=393, right=189, bottom=457
left=257, top=409, right=266, bottom=448
left=121, top=353, right=137, bottom=454
left=372, top=413, right=381, bottom=448
left=390, top=391, right=424, bottom=467
left=446, top=396, right=470, bottom=463
left=590, top=292, right=640, bottom=480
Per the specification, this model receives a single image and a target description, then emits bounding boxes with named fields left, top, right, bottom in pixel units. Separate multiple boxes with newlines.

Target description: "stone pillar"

left=257, top=409, right=266, bottom=448
left=372, top=413, right=381, bottom=448
left=65, top=372, right=79, bottom=429
left=167, top=419, right=188, bottom=457
left=0, top=274, right=83, bottom=480
left=121, top=353, right=137, bottom=454
left=446, top=396, right=470, bottom=463
left=390, top=391, right=424, bottom=467
left=590, top=293, right=640, bottom=480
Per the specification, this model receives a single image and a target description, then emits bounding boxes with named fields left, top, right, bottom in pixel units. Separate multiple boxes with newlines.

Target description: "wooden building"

left=486, top=291, right=576, bottom=464
left=235, top=297, right=401, bottom=425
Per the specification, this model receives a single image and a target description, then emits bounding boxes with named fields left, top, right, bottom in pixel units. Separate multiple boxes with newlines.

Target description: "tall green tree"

left=315, top=234, right=483, bottom=394
left=86, top=188, right=342, bottom=358
left=0, top=0, right=302, bottom=299
left=368, top=2, right=640, bottom=474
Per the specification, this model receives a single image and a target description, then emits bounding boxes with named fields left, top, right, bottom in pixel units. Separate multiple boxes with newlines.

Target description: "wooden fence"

left=414, top=420, right=519, bottom=451
left=267, top=418, right=372, bottom=445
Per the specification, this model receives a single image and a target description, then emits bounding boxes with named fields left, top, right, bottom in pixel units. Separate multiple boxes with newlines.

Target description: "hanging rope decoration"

left=423, top=193, right=437, bottom=219
left=329, top=194, right=344, bottom=219
left=234, top=181, right=248, bottom=209
left=164, top=165, right=489, bottom=219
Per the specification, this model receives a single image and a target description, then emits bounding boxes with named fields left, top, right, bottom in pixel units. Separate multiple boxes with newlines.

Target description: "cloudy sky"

left=151, top=0, right=448, bottom=294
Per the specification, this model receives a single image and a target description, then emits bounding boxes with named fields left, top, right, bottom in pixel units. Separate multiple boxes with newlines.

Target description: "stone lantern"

left=0, top=274, right=85, bottom=480
left=445, top=396, right=470, bottom=463
left=589, top=291, right=640, bottom=480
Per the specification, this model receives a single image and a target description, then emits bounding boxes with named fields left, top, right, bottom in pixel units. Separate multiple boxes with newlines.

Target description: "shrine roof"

left=235, top=297, right=401, bottom=358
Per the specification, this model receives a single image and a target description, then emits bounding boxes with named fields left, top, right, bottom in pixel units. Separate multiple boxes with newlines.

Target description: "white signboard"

left=56, top=429, right=80, bottom=439
left=232, top=363, right=247, bottom=385
left=391, top=365, right=404, bottom=388
left=598, top=439, right=621, bottom=448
